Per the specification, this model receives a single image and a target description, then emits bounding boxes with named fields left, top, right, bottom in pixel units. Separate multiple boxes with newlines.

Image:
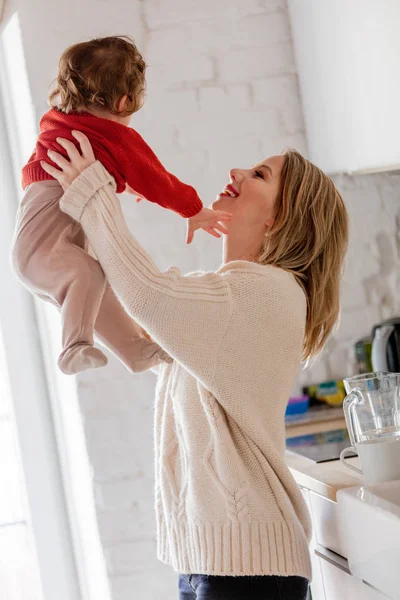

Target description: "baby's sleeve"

left=120, top=128, right=203, bottom=218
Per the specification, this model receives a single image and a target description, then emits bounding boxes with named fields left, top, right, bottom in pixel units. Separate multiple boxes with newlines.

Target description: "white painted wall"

left=5, top=1, right=400, bottom=599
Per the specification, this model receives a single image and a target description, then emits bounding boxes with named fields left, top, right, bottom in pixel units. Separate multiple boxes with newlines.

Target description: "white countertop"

left=286, top=451, right=362, bottom=501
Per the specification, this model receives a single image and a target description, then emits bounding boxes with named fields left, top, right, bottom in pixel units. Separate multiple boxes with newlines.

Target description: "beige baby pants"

left=11, top=180, right=167, bottom=374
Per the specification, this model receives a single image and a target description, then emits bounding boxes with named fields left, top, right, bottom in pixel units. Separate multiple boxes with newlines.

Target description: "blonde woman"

left=42, top=132, right=348, bottom=600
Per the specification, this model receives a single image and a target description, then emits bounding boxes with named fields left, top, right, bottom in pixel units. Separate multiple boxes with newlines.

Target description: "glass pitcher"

left=342, top=372, right=400, bottom=446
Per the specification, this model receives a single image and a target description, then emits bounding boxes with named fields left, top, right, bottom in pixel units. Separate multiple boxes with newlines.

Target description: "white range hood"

left=287, top=0, right=400, bottom=175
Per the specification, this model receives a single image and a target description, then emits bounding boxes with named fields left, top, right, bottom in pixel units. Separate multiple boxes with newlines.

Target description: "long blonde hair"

left=258, top=150, right=349, bottom=360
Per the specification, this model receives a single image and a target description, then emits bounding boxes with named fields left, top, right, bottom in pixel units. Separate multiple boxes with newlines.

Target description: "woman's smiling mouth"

left=218, top=183, right=239, bottom=198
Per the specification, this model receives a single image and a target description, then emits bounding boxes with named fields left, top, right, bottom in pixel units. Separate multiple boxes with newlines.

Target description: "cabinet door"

left=301, top=488, right=326, bottom=600
left=309, top=491, right=345, bottom=558
left=318, top=555, right=388, bottom=600
left=288, top=0, right=400, bottom=174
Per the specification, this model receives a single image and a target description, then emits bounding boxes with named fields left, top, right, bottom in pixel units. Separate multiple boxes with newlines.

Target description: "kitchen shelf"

left=285, top=407, right=346, bottom=438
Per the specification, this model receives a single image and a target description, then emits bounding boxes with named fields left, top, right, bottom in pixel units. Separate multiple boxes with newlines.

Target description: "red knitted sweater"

left=22, top=109, right=203, bottom=218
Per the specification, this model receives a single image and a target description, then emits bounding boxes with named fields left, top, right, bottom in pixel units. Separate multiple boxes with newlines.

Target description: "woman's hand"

left=40, top=130, right=96, bottom=191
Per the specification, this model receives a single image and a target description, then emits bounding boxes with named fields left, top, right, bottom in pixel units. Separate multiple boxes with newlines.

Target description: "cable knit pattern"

left=60, top=161, right=312, bottom=579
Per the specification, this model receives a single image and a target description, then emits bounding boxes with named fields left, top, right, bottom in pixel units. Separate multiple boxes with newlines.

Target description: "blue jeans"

left=178, top=574, right=309, bottom=599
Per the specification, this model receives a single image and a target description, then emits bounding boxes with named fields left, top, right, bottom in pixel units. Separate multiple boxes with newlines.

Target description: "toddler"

left=11, top=36, right=230, bottom=375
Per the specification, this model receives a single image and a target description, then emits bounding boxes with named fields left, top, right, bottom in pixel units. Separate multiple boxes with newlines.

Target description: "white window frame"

left=0, top=13, right=111, bottom=600
left=0, top=82, right=81, bottom=600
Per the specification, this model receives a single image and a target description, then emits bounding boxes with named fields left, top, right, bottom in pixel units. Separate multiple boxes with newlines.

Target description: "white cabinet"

left=301, top=487, right=326, bottom=600
left=288, top=0, right=400, bottom=174
left=302, top=487, right=390, bottom=599
left=318, top=551, right=388, bottom=600
left=309, top=491, right=343, bottom=557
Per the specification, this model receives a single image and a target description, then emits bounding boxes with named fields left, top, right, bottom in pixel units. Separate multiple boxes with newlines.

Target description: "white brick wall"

left=12, top=0, right=400, bottom=598
left=295, top=171, right=400, bottom=393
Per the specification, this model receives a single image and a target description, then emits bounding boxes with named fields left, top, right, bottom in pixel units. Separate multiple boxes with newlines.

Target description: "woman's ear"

left=265, top=216, right=275, bottom=229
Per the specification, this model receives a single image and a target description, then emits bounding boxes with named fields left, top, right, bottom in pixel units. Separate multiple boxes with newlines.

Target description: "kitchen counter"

left=286, top=452, right=391, bottom=599
left=286, top=450, right=361, bottom=501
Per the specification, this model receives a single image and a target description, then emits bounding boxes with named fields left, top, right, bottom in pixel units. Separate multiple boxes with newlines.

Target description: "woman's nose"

left=230, top=168, right=245, bottom=182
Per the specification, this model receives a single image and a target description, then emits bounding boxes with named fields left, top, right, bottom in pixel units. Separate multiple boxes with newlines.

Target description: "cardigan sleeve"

left=119, top=128, right=203, bottom=218
left=60, top=161, right=232, bottom=388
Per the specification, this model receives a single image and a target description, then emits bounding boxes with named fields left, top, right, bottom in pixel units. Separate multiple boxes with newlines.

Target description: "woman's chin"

left=212, top=195, right=233, bottom=212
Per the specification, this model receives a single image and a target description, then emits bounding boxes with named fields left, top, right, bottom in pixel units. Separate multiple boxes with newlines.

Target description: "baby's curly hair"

left=49, top=36, right=146, bottom=117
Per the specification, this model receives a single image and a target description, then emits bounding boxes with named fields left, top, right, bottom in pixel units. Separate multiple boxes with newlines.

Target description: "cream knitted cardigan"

left=60, top=161, right=312, bottom=580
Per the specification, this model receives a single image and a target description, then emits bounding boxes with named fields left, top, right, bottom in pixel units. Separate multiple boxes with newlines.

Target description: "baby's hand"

left=125, top=184, right=144, bottom=203
left=186, top=207, right=232, bottom=244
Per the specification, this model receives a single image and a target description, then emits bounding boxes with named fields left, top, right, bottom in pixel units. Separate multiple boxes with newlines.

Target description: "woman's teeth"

left=221, top=187, right=237, bottom=197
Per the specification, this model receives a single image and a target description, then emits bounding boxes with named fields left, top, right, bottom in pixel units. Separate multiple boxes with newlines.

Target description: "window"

left=0, top=327, right=43, bottom=600
left=0, top=13, right=110, bottom=600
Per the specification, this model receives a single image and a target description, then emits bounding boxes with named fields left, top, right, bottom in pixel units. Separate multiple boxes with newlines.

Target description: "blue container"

left=285, top=396, right=310, bottom=416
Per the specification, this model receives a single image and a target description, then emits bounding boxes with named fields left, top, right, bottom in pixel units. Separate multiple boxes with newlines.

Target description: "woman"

left=42, top=132, right=348, bottom=600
